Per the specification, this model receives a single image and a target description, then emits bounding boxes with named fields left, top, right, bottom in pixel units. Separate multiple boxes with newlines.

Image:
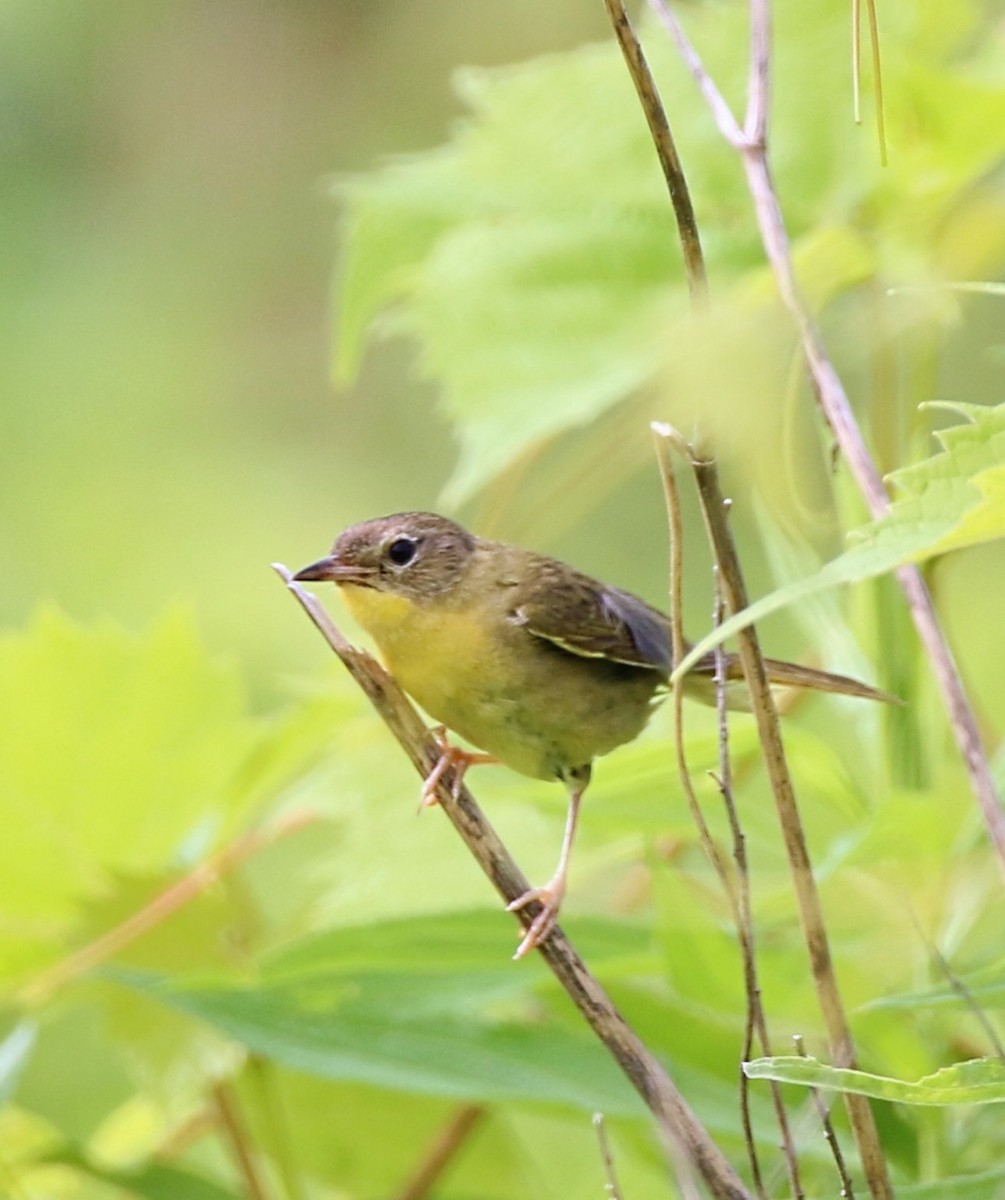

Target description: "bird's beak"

left=292, top=555, right=377, bottom=587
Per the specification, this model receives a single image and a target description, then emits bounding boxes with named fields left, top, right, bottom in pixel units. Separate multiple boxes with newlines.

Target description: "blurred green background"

left=1, top=0, right=615, bottom=695
left=4, top=0, right=1004, bottom=716
left=4, top=1, right=1005, bottom=1195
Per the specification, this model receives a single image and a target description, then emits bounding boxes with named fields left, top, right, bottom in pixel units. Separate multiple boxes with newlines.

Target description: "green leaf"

left=0, top=608, right=337, bottom=981
left=675, top=401, right=1005, bottom=681
left=334, top=0, right=1002, bottom=509
left=117, top=913, right=655, bottom=1118
left=744, top=1054, right=1005, bottom=1105
left=127, top=968, right=643, bottom=1117
left=334, top=38, right=746, bottom=507
left=262, top=907, right=654, bottom=982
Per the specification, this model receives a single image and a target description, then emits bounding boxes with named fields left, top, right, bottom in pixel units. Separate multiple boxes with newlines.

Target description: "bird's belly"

left=344, top=589, right=660, bottom=781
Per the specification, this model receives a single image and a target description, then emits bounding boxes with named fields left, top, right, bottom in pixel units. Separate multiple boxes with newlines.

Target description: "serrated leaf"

left=334, top=0, right=1003, bottom=509
left=0, top=608, right=337, bottom=980
left=744, top=1054, right=1005, bottom=1105
left=334, top=39, right=746, bottom=507
left=676, top=401, right=1005, bottom=680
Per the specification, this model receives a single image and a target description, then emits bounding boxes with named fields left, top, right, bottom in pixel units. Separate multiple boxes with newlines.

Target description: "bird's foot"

left=420, top=726, right=497, bottom=809
left=507, top=874, right=567, bottom=959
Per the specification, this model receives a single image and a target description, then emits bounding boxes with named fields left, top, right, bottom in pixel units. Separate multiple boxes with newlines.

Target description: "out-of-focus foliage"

left=681, top=399, right=1005, bottom=671
left=336, top=0, right=1005, bottom=516
left=4, top=0, right=1005, bottom=1197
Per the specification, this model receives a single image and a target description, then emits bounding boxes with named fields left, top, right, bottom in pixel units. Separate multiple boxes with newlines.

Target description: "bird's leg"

left=508, top=782, right=584, bottom=959
left=420, top=726, right=498, bottom=809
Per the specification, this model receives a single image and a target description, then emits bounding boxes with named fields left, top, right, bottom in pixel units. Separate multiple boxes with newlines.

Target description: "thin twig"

left=794, top=1035, right=855, bottom=1198
left=647, top=0, right=744, bottom=147
left=394, top=1105, right=484, bottom=1200
left=652, top=429, right=736, bottom=904
left=274, top=566, right=753, bottom=1200
left=593, top=1113, right=625, bottom=1200
left=603, top=0, right=706, bottom=298
left=863, top=0, right=888, bottom=165
left=245, top=1056, right=308, bottom=1200
left=653, top=430, right=807, bottom=1197
left=711, top=534, right=802, bottom=1199
left=653, top=427, right=764, bottom=1198
left=685, top=454, right=892, bottom=1200
left=709, top=583, right=771, bottom=1200
left=744, top=0, right=771, bottom=146
left=923, top=938, right=1005, bottom=1062
left=212, top=1081, right=272, bottom=1200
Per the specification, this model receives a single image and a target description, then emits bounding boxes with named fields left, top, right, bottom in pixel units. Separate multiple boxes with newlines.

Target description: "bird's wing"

left=510, top=561, right=671, bottom=673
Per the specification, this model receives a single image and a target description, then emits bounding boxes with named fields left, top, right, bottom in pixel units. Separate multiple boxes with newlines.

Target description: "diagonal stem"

left=687, top=455, right=893, bottom=1200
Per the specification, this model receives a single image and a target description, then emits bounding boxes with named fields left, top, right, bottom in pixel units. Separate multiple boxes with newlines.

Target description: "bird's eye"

left=386, top=536, right=417, bottom=566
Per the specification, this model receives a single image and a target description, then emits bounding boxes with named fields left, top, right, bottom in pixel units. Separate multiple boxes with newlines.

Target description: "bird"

left=294, top=511, right=893, bottom=957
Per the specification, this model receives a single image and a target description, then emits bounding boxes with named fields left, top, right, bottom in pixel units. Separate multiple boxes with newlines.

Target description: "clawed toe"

left=508, top=881, right=565, bottom=958
left=419, top=727, right=498, bottom=809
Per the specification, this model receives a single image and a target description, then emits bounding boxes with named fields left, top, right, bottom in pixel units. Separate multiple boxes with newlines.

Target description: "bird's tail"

left=760, top=657, right=901, bottom=704
left=682, top=649, right=901, bottom=709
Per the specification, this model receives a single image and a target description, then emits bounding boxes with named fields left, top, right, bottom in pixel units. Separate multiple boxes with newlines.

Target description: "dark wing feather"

left=511, top=559, right=671, bottom=673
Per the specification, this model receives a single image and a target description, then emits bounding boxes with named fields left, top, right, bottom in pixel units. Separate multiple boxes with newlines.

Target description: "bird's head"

left=293, top=512, right=477, bottom=604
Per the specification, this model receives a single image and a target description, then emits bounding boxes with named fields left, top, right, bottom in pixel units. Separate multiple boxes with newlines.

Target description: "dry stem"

left=686, top=454, right=892, bottom=1199
left=654, top=427, right=804, bottom=1199
left=394, top=1105, right=484, bottom=1200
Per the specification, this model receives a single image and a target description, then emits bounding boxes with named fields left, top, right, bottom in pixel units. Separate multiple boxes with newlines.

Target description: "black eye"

left=386, top=536, right=417, bottom=566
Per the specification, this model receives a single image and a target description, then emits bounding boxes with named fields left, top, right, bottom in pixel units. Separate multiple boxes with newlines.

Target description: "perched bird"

left=294, top=511, right=891, bottom=957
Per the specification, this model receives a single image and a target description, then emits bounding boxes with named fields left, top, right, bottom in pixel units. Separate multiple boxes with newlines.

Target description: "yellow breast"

left=340, top=583, right=504, bottom=734
left=338, top=580, right=659, bottom=784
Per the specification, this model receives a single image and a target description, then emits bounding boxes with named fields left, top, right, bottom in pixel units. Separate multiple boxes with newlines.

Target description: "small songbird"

left=294, top=512, right=891, bottom=957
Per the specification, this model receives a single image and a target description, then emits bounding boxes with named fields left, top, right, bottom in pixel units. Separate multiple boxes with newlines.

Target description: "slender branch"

left=708, top=577, right=763, bottom=1196
left=647, top=0, right=744, bottom=147
left=603, top=0, right=706, bottom=297
left=394, top=1105, right=484, bottom=1200
left=864, top=0, right=888, bottom=165
left=744, top=0, right=771, bottom=146
left=685, top=455, right=893, bottom=1200
left=593, top=1114, right=625, bottom=1200
left=924, top=938, right=1005, bottom=1062
left=245, top=1057, right=308, bottom=1200
left=653, top=428, right=763, bottom=1198
left=652, top=428, right=737, bottom=905
left=274, top=566, right=753, bottom=1200
left=654, top=428, right=808, bottom=1197
left=794, top=1035, right=855, bottom=1198
left=212, top=1082, right=272, bottom=1200
left=710, top=586, right=778, bottom=1200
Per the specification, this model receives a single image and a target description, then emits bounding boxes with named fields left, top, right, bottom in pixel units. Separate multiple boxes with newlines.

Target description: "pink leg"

left=508, top=786, right=583, bottom=958
left=420, top=726, right=497, bottom=809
